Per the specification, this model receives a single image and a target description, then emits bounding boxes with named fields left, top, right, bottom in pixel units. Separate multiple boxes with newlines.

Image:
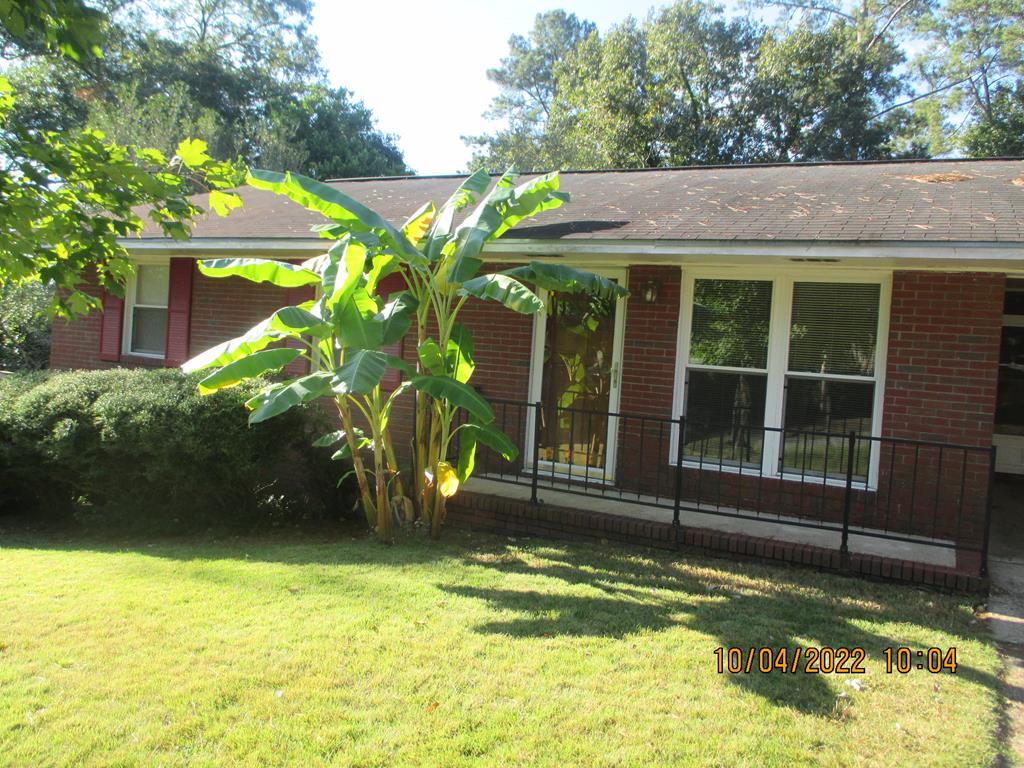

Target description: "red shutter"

left=98, top=290, right=125, bottom=363
left=378, top=273, right=407, bottom=389
left=163, top=258, right=194, bottom=367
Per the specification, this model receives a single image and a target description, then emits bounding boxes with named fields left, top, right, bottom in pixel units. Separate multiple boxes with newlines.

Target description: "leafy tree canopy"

left=1, top=2, right=246, bottom=316
left=469, top=0, right=1021, bottom=170
left=3, top=0, right=408, bottom=179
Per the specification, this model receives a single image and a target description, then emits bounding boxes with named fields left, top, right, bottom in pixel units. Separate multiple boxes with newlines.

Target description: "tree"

left=183, top=169, right=625, bottom=540
left=2, top=0, right=408, bottom=179
left=465, top=10, right=595, bottom=171
left=911, top=0, right=1023, bottom=154
left=0, top=1, right=246, bottom=315
left=468, top=1, right=919, bottom=171
left=0, top=281, right=53, bottom=371
left=962, top=82, right=1024, bottom=156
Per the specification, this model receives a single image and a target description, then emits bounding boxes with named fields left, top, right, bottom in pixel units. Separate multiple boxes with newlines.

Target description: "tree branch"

left=869, top=75, right=974, bottom=119
left=866, top=0, right=914, bottom=51
left=766, top=1, right=856, bottom=22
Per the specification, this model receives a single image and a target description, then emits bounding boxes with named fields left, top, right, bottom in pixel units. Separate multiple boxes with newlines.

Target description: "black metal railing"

left=462, top=399, right=997, bottom=576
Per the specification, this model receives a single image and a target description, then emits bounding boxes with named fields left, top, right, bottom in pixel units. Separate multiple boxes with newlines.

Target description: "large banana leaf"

left=446, top=323, right=475, bottom=384
left=246, top=371, right=334, bottom=424
left=182, top=316, right=284, bottom=373
left=425, top=169, right=491, bottom=261
left=336, top=288, right=383, bottom=349
left=196, top=347, right=303, bottom=395
left=197, top=258, right=320, bottom=287
left=457, top=430, right=477, bottom=483
left=458, top=273, right=542, bottom=314
left=411, top=375, right=493, bottom=424
left=463, top=421, right=518, bottom=461
left=502, top=262, right=629, bottom=300
left=374, top=291, right=418, bottom=346
left=248, top=169, right=426, bottom=267
left=332, top=349, right=387, bottom=394
left=489, top=172, right=569, bottom=241
left=270, top=306, right=333, bottom=337
left=323, top=236, right=368, bottom=307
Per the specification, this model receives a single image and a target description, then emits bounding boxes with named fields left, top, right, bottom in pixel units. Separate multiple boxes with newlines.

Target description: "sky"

left=311, top=0, right=667, bottom=176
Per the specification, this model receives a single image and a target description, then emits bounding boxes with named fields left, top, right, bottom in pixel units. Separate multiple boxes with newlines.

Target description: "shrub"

left=0, top=368, right=352, bottom=530
left=0, top=282, right=53, bottom=372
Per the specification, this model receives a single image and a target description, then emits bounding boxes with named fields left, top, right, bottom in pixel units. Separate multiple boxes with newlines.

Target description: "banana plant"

left=183, top=166, right=626, bottom=540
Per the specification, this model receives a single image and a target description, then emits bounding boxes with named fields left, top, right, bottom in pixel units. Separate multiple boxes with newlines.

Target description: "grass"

left=0, top=527, right=1006, bottom=767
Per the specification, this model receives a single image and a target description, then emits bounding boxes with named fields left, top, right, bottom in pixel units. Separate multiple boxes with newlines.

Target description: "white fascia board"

left=121, top=236, right=1024, bottom=273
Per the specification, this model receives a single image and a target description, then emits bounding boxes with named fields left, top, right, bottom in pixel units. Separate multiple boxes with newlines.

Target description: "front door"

left=996, top=281, right=1024, bottom=475
left=528, top=269, right=627, bottom=482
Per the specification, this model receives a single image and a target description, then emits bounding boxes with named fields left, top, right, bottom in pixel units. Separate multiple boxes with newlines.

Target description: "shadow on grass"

left=443, top=546, right=1005, bottom=717
left=2, top=523, right=1008, bottom=718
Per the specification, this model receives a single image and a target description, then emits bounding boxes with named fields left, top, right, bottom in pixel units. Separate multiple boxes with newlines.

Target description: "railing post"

left=530, top=401, right=542, bottom=505
left=840, top=430, right=856, bottom=559
left=981, top=446, right=997, bottom=578
left=673, top=415, right=685, bottom=528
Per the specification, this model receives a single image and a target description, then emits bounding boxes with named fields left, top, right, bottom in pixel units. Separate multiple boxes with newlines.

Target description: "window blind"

left=788, top=282, right=880, bottom=377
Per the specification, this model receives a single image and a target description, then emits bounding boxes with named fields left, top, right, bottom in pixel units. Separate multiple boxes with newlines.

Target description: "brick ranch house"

left=51, top=159, right=1024, bottom=587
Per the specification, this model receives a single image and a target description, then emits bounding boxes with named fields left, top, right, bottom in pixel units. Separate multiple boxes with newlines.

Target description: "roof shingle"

left=140, top=159, right=1024, bottom=244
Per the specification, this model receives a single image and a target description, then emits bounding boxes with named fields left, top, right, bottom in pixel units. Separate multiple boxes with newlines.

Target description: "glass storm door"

left=995, top=282, right=1024, bottom=475
left=529, top=270, right=626, bottom=481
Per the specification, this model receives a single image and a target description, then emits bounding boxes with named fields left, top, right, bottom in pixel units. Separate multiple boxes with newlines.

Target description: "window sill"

left=118, top=354, right=166, bottom=369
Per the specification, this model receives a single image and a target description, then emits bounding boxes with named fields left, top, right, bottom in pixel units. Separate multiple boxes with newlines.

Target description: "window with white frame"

left=676, top=271, right=887, bottom=483
left=125, top=263, right=170, bottom=357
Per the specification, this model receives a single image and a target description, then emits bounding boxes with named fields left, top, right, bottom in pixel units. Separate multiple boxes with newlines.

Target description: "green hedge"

left=0, top=368, right=351, bottom=529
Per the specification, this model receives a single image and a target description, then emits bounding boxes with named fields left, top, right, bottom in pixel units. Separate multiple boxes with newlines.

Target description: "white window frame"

left=671, top=266, right=891, bottom=489
left=122, top=259, right=170, bottom=359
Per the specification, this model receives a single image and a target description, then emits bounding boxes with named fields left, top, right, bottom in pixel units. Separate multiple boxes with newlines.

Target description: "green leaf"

left=208, top=190, right=243, bottom=217
left=313, top=430, right=345, bottom=448
left=270, top=306, right=333, bottom=337
left=323, top=237, right=367, bottom=306
left=182, top=317, right=283, bottom=373
left=411, top=375, right=494, bottom=424
left=176, top=138, right=211, bottom=167
left=447, top=323, right=476, bottom=384
left=465, top=422, right=518, bottom=461
left=247, top=169, right=425, bottom=266
left=374, top=291, right=418, bottom=346
left=246, top=372, right=334, bottom=424
left=198, top=258, right=320, bottom=288
left=196, top=348, right=302, bottom=395
left=457, top=430, right=477, bottom=483
left=503, top=262, right=629, bottom=300
left=490, top=172, right=569, bottom=240
left=426, top=169, right=491, bottom=261
left=336, top=288, right=384, bottom=349
left=385, top=355, right=417, bottom=379
left=458, top=273, right=543, bottom=314
left=417, top=339, right=445, bottom=375
left=332, top=350, right=388, bottom=394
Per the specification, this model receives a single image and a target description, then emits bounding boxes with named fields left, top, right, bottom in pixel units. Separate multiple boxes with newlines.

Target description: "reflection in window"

left=690, top=279, right=772, bottom=369
left=683, top=371, right=768, bottom=466
left=789, top=282, right=880, bottom=376
left=538, top=290, right=617, bottom=469
left=782, top=378, right=874, bottom=479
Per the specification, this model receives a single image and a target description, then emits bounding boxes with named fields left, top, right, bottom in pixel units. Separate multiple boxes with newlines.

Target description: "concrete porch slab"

left=466, top=477, right=957, bottom=569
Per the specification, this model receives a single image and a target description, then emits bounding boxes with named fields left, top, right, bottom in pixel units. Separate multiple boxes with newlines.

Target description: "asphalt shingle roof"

left=141, top=159, right=1024, bottom=244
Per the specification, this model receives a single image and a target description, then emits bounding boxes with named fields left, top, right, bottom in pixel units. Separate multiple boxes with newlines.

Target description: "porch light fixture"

left=642, top=281, right=658, bottom=303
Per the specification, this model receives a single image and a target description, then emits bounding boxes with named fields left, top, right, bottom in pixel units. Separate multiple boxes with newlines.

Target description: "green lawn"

left=0, top=528, right=1006, bottom=767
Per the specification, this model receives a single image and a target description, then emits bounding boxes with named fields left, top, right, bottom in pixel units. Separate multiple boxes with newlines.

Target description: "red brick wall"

left=883, top=271, right=1005, bottom=446
left=49, top=262, right=310, bottom=377
left=872, top=271, right=1005, bottom=551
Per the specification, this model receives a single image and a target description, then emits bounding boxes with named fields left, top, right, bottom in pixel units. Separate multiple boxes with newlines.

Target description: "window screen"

left=788, top=282, right=880, bottom=377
